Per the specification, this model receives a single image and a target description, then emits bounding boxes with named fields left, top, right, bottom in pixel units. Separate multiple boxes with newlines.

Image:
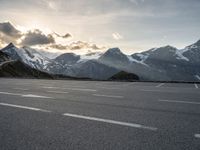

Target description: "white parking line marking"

left=64, top=88, right=97, bottom=92
left=43, top=87, right=96, bottom=92
left=156, top=83, right=165, bottom=88
left=0, top=103, right=51, bottom=112
left=194, top=84, right=199, bottom=89
left=0, top=91, right=21, bottom=96
left=63, top=113, right=157, bottom=131
left=0, top=91, right=53, bottom=99
left=93, top=94, right=123, bottom=99
left=21, top=94, right=52, bottom=99
left=47, top=91, right=69, bottom=94
left=158, top=99, right=200, bottom=105
left=140, top=89, right=177, bottom=93
left=194, top=134, right=200, bottom=138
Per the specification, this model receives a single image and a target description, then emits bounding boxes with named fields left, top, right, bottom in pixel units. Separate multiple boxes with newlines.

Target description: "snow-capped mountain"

left=0, top=51, right=11, bottom=63
left=0, top=43, right=116, bottom=79
left=54, top=52, right=103, bottom=65
left=1, top=43, right=22, bottom=60
left=129, top=40, right=200, bottom=81
left=1, top=39, right=200, bottom=81
left=96, top=40, right=200, bottom=81
left=1, top=43, right=54, bottom=71
left=79, top=52, right=103, bottom=62
left=55, top=53, right=80, bottom=65
left=48, top=52, right=118, bottom=79
left=63, top=60, right=119, bottom=79
left=181, top=40, right=200, bottom=63
left=99, top=48, right=130, bottom=67
left=36, top=50, right=61, bottom=59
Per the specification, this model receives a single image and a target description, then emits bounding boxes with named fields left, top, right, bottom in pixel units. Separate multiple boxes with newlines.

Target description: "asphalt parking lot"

left=0, top=78, right=200, bottom=150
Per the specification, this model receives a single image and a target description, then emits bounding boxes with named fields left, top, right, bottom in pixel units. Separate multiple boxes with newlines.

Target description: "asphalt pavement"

left=0, top=78, right=200, bottom=150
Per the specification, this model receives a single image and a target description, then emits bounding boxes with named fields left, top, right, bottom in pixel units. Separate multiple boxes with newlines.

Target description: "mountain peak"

left=104, top=47, right=126, bottom=56
left=1, top=43, right=17, bottom=52
left=107, top=47, right=121, bottom=53
left=6, top=43, right=15, bottom=48
left=185, top=39, right=200, bottom=49
left=160, top=45, right=177, bottom=50
left=1, top=43, right=17, bottom=50
left=193, top=39, right=200, bottom=46
left=55, top=52, right=80, bottom=65
left=99, top=47, right=129, bottom=65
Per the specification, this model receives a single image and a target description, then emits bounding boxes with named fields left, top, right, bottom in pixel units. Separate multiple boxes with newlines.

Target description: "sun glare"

left=21, top=20, right=52, bottom=34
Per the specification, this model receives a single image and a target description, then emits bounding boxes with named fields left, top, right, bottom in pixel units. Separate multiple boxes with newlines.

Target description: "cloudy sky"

left=0, top=0, right=200, bottom=54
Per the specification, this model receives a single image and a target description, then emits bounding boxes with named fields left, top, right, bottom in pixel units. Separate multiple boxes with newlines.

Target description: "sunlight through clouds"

left=0, top=0, right=200, bottom=53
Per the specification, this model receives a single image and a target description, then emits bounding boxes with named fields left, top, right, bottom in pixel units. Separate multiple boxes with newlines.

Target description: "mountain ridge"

left=1, top=39, right=200, bottom=81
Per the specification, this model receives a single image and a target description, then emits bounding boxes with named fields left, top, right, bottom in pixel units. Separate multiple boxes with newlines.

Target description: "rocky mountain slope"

left=0, top=60, right=54, bottom=78
left=1, top=39, right=200, bottom=81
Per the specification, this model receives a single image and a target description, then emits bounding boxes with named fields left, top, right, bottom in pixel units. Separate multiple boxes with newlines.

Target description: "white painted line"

left=43, top=86, right=96, bottom=92
left=13, top=88, right=29, bottom=91
left=194, top=84, right=199, bottom=89
left=21, top=94, right=53, bottom=99
left=156, top=83, right=165, bottom=88
left=0, top=103, right=51, bottom=112
left=141, top=89, right=162, bottom=92
left=93, top=94, right=123, bottom=99
left=0, top=91, right=53, bottom=99
left=0, top=91, right=21, bottom=96
left=65, top=88, right=97, bottom=92
left=158, top=99, right=200, bottom=105
left=63, top=113, right=157, bottom=131
left=47, top=91, right=69, bottom=94
left=140, top=89, right=179, bottom=93
left=194, top=134, right=200, bottom=138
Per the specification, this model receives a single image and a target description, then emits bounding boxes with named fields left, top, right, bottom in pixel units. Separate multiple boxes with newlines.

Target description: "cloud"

left=50, top=44, right=67, bottom=50
left=62, top=33, right=72, bottom=38
left=0, top=21, right=104, bottom=52
left=0, top=38, right=5, bottom=48
left=70, top=41, right=102, bottom=50
left=112, top=32, right=123, bottom=40
left=54, top=32, right=72, bottom=38
left=49, top=41, right=103, bottom=51
left=0, top=22, right=22, bottom=38
left=0, top=22, right=22, bottom=45
left=21, top=29, right=55, bottom=46
left=0, top=22, right=57, bottom=47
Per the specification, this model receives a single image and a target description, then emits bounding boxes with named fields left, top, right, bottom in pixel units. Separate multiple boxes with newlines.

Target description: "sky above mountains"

left=0, top=0, right=200, bottom=54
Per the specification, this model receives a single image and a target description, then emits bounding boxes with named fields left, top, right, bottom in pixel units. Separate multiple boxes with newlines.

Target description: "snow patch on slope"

left=78, top=52, right=103, bottom=62
left=20, top=47, right=52, bottom=67
left=127, top=55, right=149, bottom=67
left=136, top=53, right=149, bottom=61
left=175, top=44, right=199, bottom=62
left=175, top=49, right=189, bottom=61
left=195, top=75, right=200, bottom=81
